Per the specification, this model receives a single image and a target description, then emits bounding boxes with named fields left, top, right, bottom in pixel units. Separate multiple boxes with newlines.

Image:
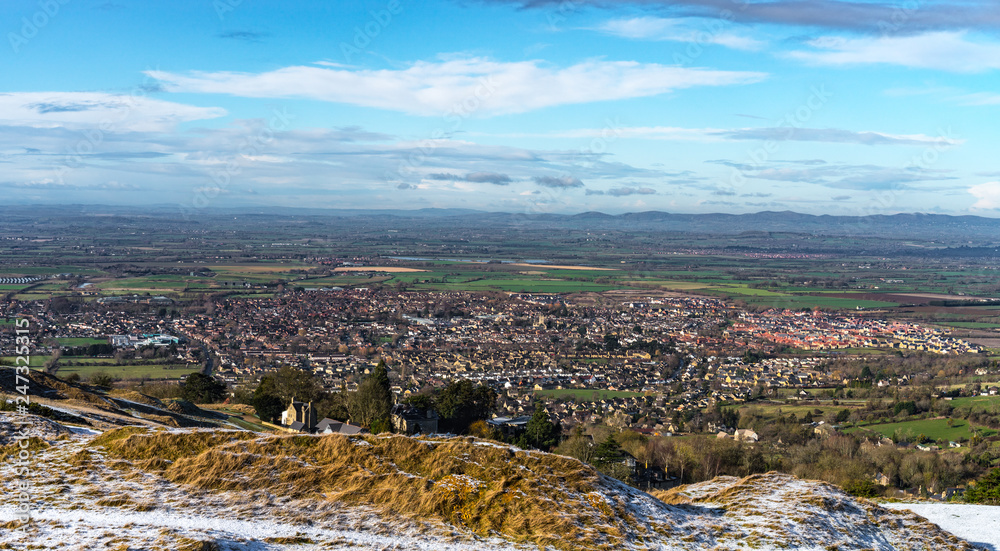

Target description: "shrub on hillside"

left=965, top=467, right=1000, bottom=505
left=180, top=373, right=227, bottom=404
left=843, top=479, right=882, bottom=499
left=89, top=372, right=118, bottom=388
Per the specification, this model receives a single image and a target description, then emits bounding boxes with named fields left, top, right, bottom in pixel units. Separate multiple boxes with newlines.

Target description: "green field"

left=815, top=347, right=892, bottom=355
left=300, top=276, right=391, bottom=286
left=56, top=337, right=108, bottom=347
left=534, top=388, right=645, bottom=401
left=49, top=363, right=200, bottom=380
left=629, top=280, right=709, bottom=290
left=714, top=285, right=790, bottom=297
left=1, top=355, right=49, bottom=367
left=354, top=264, right=631, bottom=293
left=405, top=277, right=623, bottom=293
left=743, top=295, right=900, bottom=309
left=2, top=356, right=200, bottom=380
left=845, top=417, right=997, bottom=442
left=59, top=357, right=121, bottom=364
left=727, top=402, right=866, bottom=421
left=95, top=276, right=198, bottom=291
left=0, top=266, right=103, bottom=275
left=537, top=268, right=619, bottom=278
left=948, top=396, right=1000, bottom=415
left=937, top=322, right=1000, bottom=329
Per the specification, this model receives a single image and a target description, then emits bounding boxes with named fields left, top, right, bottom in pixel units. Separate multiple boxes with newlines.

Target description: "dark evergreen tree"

left=180, top=373, right=227, bottom=403
left=590, top=434, right=633, bottom=482
left=966, top=467, right=1000, bottom=505
left=434, top=379, right=496, bottom=434
left=520, top=404, right=560, bottom=450
left=348, top=360, right=392, bottom=428
left=252, top=388, right=284, bottom=424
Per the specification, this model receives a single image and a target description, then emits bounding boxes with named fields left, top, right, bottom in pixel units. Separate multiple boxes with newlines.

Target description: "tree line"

left=241, top=361, right=499, bottom=435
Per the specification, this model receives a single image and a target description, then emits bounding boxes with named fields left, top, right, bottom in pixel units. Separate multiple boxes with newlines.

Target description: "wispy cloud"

left=218, top=30, right=270, bottom=43
left=498, top=0, right=1000, bottom=34
left=147, top=58, right=765, bottom=116
left=607, top=186, right=656, bottom=196
left=746, top=163, right=957, bottom=190
left=4, top=179, right=140, bottom=191
left=534, top=175, right=584, bottom=188
left=718, top=127, right=962, bottom=146
left=788, top=32, right=1000, bottom=72
left=592, top=16, right=765, bottom=50
left=426, top=171, right=512, bottom=185
left=0, top=119, right=678, bottom=209
left=0, top=92, right=226, bottom=132
left=476, top=126, right=724, bottom=141
left=958, top=92, right=1000, bottom=106
left=483, top=126, right=960, bottom=146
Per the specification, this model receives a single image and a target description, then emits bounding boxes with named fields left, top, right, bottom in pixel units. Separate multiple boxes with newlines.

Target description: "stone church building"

left=281, top=399, right=318, bottom=432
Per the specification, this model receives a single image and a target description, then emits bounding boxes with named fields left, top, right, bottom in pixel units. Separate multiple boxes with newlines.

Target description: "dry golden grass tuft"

left=199, top=403, right=256, bottom=416
left=93, top=429, right=653, bottom=550
left=0, top=436, right=49, bottom=460
left=650, top=488, right=692, bottom=505
left=264, top=536, right=314, bottom=544
left=92, top=427, right=256, bottom=462
left=173, top=538, right=221, bottom=551
left=95, top=495, right=135, bottom=507
left=164, top=399, right=203, bottom=415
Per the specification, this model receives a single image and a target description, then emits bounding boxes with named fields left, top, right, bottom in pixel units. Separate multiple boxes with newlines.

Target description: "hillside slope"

left=0, top=417, right=985, bottom=551
left=0, top=371, right=229, bottom=429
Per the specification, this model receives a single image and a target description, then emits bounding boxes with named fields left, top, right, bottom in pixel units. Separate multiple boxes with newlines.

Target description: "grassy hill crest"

left=0, top=415, right=984, bottom=550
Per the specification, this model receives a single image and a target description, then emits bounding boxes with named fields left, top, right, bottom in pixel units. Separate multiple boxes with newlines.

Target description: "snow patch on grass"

left=884, top=503, right=1000, bottom=550
left=0, top=416, right=990, bottom=551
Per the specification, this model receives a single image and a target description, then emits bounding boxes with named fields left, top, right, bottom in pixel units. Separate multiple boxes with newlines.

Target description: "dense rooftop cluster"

left=728, top=310, right=983, bottom=355
left=6, top=288, right=982, bottom=434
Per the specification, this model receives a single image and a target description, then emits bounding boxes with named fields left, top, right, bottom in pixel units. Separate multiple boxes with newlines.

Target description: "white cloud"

left=958, top=92, right=1000, bottom=106
left=969, top=181, right=1000, bottom=210
left=717, top=127, right=963, bottom=146
left=595, top=17, right=765, bottom=51
left=534, top=175, right=584, bottom=188
left=147, top=58, right=766, bottom=116
left=607, top=186, right=656, bottom=196
left=478, top=126, right=724, bottom=141
left=788, top=32, right=1000, bottom=73
left=477, top=126, right=961, bottom=146
left=0, top=92, right=226, bottom=132
left=598, top=17, right=677, bottom=39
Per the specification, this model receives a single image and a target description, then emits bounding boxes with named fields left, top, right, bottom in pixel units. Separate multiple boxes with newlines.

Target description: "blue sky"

left=2, top=0, right=1000, bottom=216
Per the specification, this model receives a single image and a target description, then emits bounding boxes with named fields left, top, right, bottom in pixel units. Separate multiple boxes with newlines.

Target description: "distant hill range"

left=4, top=205, right=1000, bottom=241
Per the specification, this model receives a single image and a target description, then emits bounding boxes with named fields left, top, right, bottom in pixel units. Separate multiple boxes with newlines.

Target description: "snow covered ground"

left=0, top=506, right=526, bottom=551
left=0, top=415, right=992, bottom=551
left=884, top=503, right=1000, bottom=551
left=64, top=424, right=101, bottom=435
